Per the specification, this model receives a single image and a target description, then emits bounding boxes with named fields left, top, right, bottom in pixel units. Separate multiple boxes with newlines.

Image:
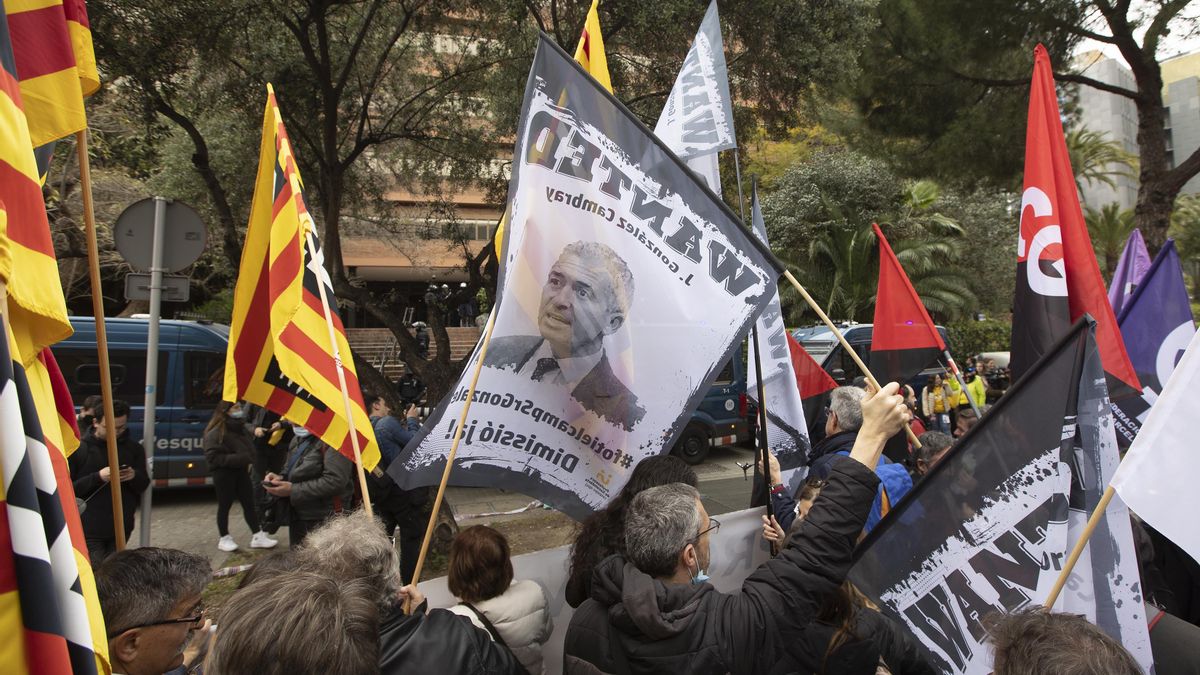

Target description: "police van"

left=57, top=317, right=229, bottom=488
left=670, top=344, right=751, bottom=465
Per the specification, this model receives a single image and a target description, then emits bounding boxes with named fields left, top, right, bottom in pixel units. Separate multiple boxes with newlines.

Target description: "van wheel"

left=672, top=424, right=710, bottom=465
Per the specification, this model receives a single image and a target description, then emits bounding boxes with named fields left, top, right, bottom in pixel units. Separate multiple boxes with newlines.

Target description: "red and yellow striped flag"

left=224, top=85, right=380, bottom=472
left=5, top=0, right=97, bottom=147
left=573, top=0, right=611, bottom=93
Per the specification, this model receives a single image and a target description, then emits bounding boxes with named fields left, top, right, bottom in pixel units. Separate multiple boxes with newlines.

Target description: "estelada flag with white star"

left=224, top=85, right=379, bottom=471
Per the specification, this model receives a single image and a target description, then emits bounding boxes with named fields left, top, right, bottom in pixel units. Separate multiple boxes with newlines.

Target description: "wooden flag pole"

left=303, top=231, right=373, bottom=519
left=407, top=310, right=497, bottom=598
left=1043, top=484, right=1117, bottom=609
left=77, top=130, right=126, bottom=548
left=780, top=269, right=921, bottom=449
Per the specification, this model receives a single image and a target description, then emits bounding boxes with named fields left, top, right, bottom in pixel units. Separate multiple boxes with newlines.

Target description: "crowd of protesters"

left=78, top=378, right=1198, bottom=675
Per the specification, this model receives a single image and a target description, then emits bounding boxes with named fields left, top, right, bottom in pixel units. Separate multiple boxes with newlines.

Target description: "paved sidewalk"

left=128, top=443, right=761, bottom=569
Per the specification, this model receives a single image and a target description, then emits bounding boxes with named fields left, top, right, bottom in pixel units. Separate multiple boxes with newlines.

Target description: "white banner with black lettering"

left=849, top=320, right=1152, bottom=674
left=392, top=34, right=777, bottom=518
left=653, top=0, right=735, bottom=191
left=746, top=187, right=811, bottom=494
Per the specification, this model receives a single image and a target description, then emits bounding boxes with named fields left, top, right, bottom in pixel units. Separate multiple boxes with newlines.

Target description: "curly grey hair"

left=299, top=510, right=402, bottom=612
left=624, top=483, right=702, bottom=578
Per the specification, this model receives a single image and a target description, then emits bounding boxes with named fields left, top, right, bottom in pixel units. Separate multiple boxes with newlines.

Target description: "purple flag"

left=1107, top=228, right=1151, bottom=316
left=1111, top=240, right=1196, bottom=444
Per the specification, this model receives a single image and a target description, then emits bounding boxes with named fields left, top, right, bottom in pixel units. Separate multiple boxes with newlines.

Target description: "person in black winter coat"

left=203, top=401, right=277, bottom=552
left=68, top=399, right=149, bottom=565
left=563, top=383, right=913, bottom=675
left=264, top=426, right=354, bottom=547
left=299, top=511, right=527, bottom=675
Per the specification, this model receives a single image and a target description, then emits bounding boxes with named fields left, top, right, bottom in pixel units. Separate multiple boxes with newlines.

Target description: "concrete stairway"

left=346, top=326, right=481, bottom=380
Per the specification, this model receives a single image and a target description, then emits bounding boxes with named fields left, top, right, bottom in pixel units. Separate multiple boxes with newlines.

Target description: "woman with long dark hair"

left=204, top=401, right=277, bottom=552
left=565, top=455, right=698, bottom=607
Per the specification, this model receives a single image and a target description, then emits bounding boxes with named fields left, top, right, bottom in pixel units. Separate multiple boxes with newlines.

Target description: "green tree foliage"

left=1067, top=127, right=1137, bottom=195
left=761, top=148, right=981, bottom=324
left=947, top=319, right=1012, bottom=359
left=1170, top=193, right=1200, bottom=303
left=1085, top=202, right=1135, bottom=280
left=846, top=0, right=1200, bottom=251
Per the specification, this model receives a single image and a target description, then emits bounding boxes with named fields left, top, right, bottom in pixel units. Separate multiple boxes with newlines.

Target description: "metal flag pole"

left=138, top=197, right=167, bottom=546
left=77, top=129, right=126, bottom=548
left=779, top=268, right=921, bottom=449
left=303, top=230, right=373, bottom=519
left=732, top=160, right=772, bottom=516
left=408, top=309, right=497, bottom=596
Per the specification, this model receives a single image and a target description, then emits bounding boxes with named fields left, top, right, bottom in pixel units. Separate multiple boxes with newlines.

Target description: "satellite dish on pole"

left=114, top=198, right=207, bottom=272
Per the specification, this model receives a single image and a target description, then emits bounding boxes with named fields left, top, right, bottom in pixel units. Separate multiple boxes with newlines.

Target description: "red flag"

left=869, top=223, right=946, bottom=384
left=788, top=332, right=837, bottom=427
left=1011, top=45, right=1139, bottom=397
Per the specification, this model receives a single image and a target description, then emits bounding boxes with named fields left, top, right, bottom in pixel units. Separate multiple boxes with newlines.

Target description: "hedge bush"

left=947, top=319, right=1011, bottom=360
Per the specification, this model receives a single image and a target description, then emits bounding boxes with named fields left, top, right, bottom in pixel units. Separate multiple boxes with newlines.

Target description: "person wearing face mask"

left=69, top=399, right=150, bottom=565
left=263, top=423, right=354, bottom=548
left=564, top=383, right=913, bottom=674
left=203, top=401, right=277, bottom=552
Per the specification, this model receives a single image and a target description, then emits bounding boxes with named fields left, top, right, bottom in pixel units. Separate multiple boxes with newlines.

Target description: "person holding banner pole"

left=564, top=383, right=911, bottom=674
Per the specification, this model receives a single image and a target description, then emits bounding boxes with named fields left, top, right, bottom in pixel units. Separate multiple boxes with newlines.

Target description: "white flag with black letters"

left=391, top=34, right=778, bottom=519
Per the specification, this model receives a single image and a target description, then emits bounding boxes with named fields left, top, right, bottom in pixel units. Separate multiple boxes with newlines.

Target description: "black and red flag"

left=788, top=332, right=837, bottom=433
left=869, top=223, right=946, bottom=386
left=1010, top=45, right=1140, bottom=402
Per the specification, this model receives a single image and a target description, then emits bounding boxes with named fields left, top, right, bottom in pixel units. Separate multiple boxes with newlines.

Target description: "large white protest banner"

left=391, top=34, right=778, bottom=519
left=849, top=319, right=1151, bottom=674
left=1112, top=326, right=1200, bottom=565
left=653, top=0, right=735, bottom=193
left=422, top=506, right=770, bottom=675
left=745, top=187, right=811, bottom=493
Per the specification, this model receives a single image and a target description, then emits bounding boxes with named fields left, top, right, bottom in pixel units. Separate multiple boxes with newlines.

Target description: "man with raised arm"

left=563, top=383, right=911, bottom=674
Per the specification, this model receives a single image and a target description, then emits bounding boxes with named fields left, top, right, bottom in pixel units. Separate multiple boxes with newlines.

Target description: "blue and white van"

left=56, top=317, right=230, bottom=488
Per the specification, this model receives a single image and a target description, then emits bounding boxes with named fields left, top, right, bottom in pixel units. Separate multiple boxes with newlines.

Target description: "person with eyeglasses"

left=564, top=382, right=913, bottom=675
left=68, top=398, right=150, bottom=565
left=95, top=547, right=212, bottom=675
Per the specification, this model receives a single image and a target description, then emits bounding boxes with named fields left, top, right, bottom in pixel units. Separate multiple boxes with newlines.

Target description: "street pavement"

left=128, top=443, right=761, bottom=571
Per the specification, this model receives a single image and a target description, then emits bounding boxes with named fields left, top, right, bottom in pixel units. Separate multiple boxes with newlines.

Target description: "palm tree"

left=1066, top=128, right=1138, bottom=196
left=782, top=180, right=976, bottom=323
left=1170, top=194, right=1200, bottom=302
left=1085, top=202, right=1135, bottom=280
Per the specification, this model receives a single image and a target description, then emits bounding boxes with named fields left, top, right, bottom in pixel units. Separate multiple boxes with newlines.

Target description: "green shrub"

left=947, top=319, right=1011, bottom=359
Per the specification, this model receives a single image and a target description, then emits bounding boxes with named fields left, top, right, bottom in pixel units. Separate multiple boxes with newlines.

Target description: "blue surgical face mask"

left=228, top=409, right=246, bottom=420
left=293, top=426, right=311, bottom=438
left=688, top=546, right=710, bottom=585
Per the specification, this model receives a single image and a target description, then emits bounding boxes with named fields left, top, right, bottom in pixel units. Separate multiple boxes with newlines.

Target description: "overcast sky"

left=1077, top=2, right=1200, bottom=61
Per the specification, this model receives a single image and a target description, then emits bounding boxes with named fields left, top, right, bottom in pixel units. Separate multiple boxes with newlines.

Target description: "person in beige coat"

left=447, top=526, right=552, bottom=674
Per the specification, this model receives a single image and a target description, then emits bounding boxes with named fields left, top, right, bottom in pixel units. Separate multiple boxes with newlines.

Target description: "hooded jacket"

left=563, top=456, right=880, bottom=675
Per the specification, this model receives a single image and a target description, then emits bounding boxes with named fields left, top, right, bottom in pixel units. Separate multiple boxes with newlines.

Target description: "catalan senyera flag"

left=1, top=204, right=107, bottom=675
left=494, top=1, right=614, bottom=258
left=573, top=0, right=611, bottom=93
left=225, top=85, right=379, bottom=472
left=4, top=0, right=97, bottom=148
left=0, top=3, right=73, bottom=362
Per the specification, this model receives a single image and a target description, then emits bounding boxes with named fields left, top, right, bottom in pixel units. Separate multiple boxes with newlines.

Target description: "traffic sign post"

left=113, top=197, right=206, bottom=547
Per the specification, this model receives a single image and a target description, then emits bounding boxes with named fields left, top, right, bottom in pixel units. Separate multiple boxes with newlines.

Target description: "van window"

left=185, top=352, right=225, bottom=408
left=713, top=359, right=734, bottom=386
left=58, top=349, right=169, bottom=406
